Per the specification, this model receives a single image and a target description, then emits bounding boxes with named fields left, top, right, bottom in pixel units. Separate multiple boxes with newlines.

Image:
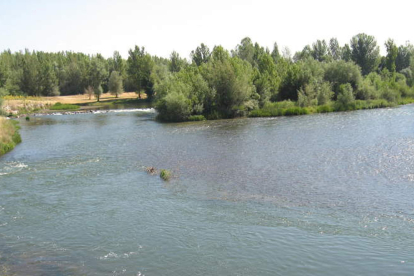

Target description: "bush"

left=317, top=82, right=334, bottom=105
left=335, top=83, right=355, bottom=111
left=156, top=92, right=192, bottom=122
left=380, top=87, right=400, bottom=103
left=160, top=169, right=172, bottom=181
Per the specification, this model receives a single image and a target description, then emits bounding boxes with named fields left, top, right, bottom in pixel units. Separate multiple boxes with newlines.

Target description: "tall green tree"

left=127, top=46, right=154, bottom=99
left=169, top=51, right=186, bottom=73
left=110, top=51, right=126, bottom=79
left=108, top=71, right=123, bottom=98
left=329, top=38, right=342, bottom=60
left=311, top=40, right=329, bottom=62
left=234, top=37, right=255, bottom=65
left=385, top=39, right=398, bottom=73
left=396, top=43, right=413, bottom=72
left=191, top=43, right=210, bottom=66
left=350, top=33, right=380, bottom=75
left=341, top=44, right=352, bottom=62
left=89, top=57, right=108, bottom=101
left=271, top=42, right=280, bottom=62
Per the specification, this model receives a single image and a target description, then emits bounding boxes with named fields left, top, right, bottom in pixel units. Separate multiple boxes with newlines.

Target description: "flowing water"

left=1, top=106, right=414, bottom=275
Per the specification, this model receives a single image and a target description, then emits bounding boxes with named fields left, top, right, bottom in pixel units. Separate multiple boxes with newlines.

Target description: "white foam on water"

left=38, top=108, right=156, bottom=117
left=109, top=108, right=155, bottom=113
left=99, top=251, right=137, bottom=260
left=0, top=162, right=28, bottom=176
left=9, top=162, right=28, bottom=169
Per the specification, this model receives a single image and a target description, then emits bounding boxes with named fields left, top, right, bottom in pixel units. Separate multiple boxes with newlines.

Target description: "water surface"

left=1, top=106, right=414, bottom=275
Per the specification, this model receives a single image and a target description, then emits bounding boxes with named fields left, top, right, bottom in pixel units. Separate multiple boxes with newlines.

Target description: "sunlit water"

left=1, top=106, right=414, bottom=275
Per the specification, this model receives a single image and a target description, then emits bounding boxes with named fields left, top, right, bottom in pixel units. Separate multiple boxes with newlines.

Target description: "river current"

left=1, top=106, right=414, bottom=275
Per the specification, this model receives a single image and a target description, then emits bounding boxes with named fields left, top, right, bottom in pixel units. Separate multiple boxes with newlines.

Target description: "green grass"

left=249, top=98, right=414, bottom=118
left=85, top=98, right=152, bottom=108
left=49, top=102, right=80, bottom=110
left=249, top=103, right=312, bottom=117
left=188, top=115, right=206, bottom=121
left=0, top=118, right=21, bottom=156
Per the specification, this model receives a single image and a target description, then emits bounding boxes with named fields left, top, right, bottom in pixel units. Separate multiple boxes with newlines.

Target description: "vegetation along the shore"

left=0, top=117, right=21, bottom=156
left=1, top=33, right=414, bottom=121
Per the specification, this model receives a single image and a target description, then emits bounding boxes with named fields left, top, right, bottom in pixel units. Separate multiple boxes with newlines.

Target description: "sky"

left=0, top=0, right=413, bottom=59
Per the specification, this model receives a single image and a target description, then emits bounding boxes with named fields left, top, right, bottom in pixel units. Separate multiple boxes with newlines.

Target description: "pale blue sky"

left=0, top=0, right=412, bottom=59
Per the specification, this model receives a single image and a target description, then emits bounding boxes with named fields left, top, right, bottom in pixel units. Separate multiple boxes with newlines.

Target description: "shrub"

left=335, top=83, right=355, bottom=111
left=317, top=82, right=334, bottom=105
left=156, top=92, right=192, bottom=122
left=380, top=87, right=400, bottom=103
left=160, top=169, right=172, bottom=181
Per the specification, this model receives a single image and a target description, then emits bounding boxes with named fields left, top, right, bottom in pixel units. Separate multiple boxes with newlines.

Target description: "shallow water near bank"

left=1, top=106, right=414, bottom=275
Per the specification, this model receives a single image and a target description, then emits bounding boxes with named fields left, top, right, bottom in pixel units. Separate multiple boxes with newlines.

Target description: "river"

left=1, top=106, right=414, bottom=275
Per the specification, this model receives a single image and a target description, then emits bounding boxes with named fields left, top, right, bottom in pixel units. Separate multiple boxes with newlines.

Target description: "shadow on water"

left=0, top=244, right=82, bottom=276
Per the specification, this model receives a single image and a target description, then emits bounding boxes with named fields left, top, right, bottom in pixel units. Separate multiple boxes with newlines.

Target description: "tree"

left=254, top=53, right=281, bottom=105
left=201, top=48, right=256, bottom=118
left=169, top=51, right=186, bottom=73
left=60, top=61, right=84, bottom=95
left=396, top=43, right=413, bottom=72
left=94, top=85, right=103, bottom=102
left=84, top=85, right=94, bottom=100
left=342, top=44, right=352, bottom=62
left=329, top=38, right=342, bottom=60
left=191, top=43, right=210, bottom=66
left=385, top=39, right=398, bottom=73
left=234, top=37, right=255, bottom=65
left=89, top=57, right=108, bottom=102
left=112, top=51, right=125, bottom=76
left=20, top=51, right=40, bottom=96
left=37, top=53, right=59, bottom=96
left=271, top=42, right=280, bottom=62
left=127, top=46, right=154, bottom=99
left=294, top=45, right=312, bottom=62
left=350, top=33, right=380, bottom=75
left=324, top=60, right=362, bottom=97
left=311, top=40, right=329, bottom=62
left=108, top=71, right=123, bottom=98
left=335, top=83, right=355, bottom=110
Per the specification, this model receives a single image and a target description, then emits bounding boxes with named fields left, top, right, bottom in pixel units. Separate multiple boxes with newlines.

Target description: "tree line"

left=1, top=33, right=414, bottom=120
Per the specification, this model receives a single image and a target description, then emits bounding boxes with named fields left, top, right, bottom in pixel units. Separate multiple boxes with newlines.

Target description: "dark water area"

left=1, top=106, right=414, bottom=275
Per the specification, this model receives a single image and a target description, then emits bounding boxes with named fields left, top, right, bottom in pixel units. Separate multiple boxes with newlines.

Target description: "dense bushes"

left=2, top=34, right=414, bottom=121
left=154, top=38, right=414, bottom=121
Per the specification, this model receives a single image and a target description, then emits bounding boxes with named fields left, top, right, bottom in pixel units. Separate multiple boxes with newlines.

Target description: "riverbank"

left=0, top=117, right=21, bottom=156
left=249, top=98, right=414, bottom=118
left=1, top=92, right=144, bottom=116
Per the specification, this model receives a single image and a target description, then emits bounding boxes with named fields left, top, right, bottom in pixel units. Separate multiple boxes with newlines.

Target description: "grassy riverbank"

left=249, top=98, right=414, bottom=118
left=0, top=117, right=22, bottom=156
